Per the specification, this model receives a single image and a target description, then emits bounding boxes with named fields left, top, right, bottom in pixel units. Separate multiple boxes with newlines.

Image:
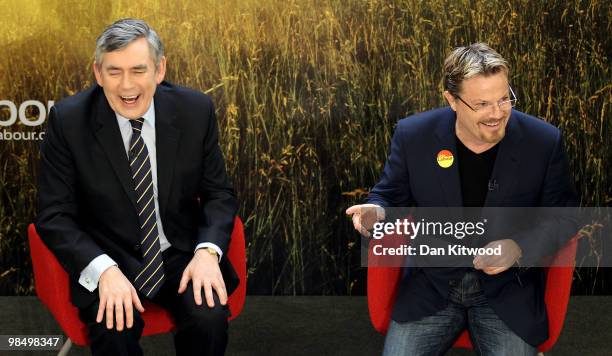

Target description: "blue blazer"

left=367, top=107, right=577, bottom=346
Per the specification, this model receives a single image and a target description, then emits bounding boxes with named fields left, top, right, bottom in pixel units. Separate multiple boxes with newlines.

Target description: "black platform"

left=1, top=296, right=610, bottom=355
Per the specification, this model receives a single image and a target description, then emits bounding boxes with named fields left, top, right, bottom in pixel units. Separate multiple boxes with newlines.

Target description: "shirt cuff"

left=195, top=242, right=223, bottom=262
left=78, top=254, right=117, bottom=292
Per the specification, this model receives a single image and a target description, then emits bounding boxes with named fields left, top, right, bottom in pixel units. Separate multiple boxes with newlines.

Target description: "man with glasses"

left=347, top=43, right=577, bottom=355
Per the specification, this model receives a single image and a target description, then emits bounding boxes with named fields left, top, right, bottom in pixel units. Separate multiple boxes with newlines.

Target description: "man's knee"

left=179, top=285, right=229, bottom=330
left=79, top=299, right=145, bottom=340
left=190, top=304, right=228, bottom=331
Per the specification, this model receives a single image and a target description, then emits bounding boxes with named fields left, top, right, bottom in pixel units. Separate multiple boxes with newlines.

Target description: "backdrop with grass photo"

left=0, top=0, right=609, bottom=296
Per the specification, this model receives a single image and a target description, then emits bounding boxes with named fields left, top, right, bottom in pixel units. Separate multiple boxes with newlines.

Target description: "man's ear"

left=155, top=56, right=167, bottom=84
left=443, top=91, right=457, bottom=112
left=93, top=61, right=103, bottom=86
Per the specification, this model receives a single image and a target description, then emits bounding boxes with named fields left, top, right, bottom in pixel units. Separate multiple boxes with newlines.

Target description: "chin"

left=484, top=133, right=505, bottom=144
left=118, top=108, right=146, bottom=120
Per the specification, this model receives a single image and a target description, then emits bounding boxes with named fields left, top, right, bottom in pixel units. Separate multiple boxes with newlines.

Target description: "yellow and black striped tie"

left=129, top=118, right=165, bottom=298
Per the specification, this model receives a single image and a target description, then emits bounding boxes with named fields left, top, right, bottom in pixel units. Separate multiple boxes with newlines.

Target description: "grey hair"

left=94, top=18, right=164, bottom=65
left=443, top=43, right=509, bottom=97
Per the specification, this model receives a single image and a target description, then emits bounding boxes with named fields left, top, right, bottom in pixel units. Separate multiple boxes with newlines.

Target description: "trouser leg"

left=78, top=298, right=144, bottom=356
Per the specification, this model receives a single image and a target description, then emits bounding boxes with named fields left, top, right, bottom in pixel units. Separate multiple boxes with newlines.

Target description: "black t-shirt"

left=456, top=137, right=499, bottom=207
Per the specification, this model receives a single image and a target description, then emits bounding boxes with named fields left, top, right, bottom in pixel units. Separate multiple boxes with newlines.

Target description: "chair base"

left=58, top=338, right=72, bottom=356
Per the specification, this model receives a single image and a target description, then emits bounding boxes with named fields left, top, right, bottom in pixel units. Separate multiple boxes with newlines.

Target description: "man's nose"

left=119, top=74, right=134, bottom=90
left=490, top=103, right=505, bottom=119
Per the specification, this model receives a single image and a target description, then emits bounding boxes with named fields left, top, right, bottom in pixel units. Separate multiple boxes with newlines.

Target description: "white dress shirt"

left=79, top=100, right=222, bottom=292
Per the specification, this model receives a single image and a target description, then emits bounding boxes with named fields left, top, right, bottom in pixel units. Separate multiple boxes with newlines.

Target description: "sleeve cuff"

left=195, top=242, right=223, bottom=262
left=78, top=254, right=117, bottom=292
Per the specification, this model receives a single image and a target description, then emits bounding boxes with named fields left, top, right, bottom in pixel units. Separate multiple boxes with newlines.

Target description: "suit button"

left=134, top=243, right=141, bottom=251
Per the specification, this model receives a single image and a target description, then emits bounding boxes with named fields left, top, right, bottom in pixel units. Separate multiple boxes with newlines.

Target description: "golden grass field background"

left=0, top=0, right=609, bottom=295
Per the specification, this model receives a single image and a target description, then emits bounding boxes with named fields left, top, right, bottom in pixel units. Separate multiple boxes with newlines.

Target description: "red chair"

left=28, top=217, right=247, bottom=354
left=367, top=236, right=578, bottom=353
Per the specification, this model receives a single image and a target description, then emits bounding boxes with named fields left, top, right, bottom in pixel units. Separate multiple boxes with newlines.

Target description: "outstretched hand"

left=346, top=204, right=385, bottom=237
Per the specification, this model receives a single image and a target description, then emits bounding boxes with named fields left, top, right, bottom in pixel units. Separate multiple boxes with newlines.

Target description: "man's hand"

left=178, top=249, right=227, bottom=307
left=473, top=239, right=522, bottom=275
left=346, top=204, right=385, bottom=237
left=97, top=266, right=145, bottom=331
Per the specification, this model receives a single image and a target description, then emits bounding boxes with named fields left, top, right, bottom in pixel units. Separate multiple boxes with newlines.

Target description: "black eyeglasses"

left=455, top=86, right=518, bottom=113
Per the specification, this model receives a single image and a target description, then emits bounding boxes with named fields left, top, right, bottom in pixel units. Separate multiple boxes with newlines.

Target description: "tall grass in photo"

left=0, top=0, right=609, bottom=295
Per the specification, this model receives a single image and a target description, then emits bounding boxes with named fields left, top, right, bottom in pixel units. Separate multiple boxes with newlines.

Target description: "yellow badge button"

left=437, top=150, right=454, bottom=168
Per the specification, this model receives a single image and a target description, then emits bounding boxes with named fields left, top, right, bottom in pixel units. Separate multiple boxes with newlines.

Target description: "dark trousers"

left=78, top=247, right=229, bottom=356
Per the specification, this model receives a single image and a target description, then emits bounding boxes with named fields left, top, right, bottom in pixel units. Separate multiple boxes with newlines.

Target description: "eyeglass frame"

left=454, top=85, right=518, bottom=113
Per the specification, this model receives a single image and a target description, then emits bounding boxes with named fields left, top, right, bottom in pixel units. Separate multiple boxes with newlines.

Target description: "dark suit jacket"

left=35, top=81, right=239, bottom=309
left=367, top=107, right=578, bottom=346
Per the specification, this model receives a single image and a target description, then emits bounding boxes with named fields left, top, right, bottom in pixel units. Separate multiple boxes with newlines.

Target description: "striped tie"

left=129, top=118, right=165, bottom=298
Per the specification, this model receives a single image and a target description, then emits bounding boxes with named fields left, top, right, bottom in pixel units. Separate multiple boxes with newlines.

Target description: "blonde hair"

left=443, top=43, right=509, bottom=96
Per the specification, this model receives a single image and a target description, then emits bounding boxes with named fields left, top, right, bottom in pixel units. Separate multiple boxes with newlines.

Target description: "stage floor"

left=1, top=296, right=609, bottom=355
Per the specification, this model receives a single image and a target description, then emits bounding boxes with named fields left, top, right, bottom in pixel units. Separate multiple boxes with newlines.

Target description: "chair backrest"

left=227, top=217, right=247, bottom=320
left=28, top=216, right=247, bottom=346
left=367, top=236, right=578, bottom=353
left=28, top=224, right=89, bottom=345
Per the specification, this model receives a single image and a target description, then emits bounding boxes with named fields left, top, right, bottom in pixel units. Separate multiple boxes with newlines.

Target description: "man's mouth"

left=480, top=119, right=502, bottom=128
left=120, top=95, right=140, bottom=104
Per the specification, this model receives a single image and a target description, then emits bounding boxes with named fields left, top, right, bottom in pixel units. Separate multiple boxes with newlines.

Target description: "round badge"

left=437, top=150, right=454, bottom=168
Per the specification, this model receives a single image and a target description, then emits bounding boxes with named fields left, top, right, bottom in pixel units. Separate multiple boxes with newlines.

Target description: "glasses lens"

left=499, top=100, right=515, bottom=110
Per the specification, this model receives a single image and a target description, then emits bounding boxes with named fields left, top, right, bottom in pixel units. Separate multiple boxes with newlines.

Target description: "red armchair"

left=367, top=236, right=578, bottom=352
left=28, top=216, right=246, bottom=352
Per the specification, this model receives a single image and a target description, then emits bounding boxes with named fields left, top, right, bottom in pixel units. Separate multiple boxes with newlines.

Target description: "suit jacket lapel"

left=433, top=111, right=463, bottom=207
left=484, top=111, right=522, bottom=206
left=153, top=87, right=180, bottom=221
left=92, top=90, right=138, bottom=210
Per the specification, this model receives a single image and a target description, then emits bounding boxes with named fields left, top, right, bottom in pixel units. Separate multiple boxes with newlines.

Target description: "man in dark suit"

left=347, top=43, right=577, bottom=355
left=36, top=18, right=238, bottom=356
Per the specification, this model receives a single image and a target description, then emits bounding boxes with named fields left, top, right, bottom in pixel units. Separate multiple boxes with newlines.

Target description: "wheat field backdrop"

left=0, top=0, right=609, bottom=295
